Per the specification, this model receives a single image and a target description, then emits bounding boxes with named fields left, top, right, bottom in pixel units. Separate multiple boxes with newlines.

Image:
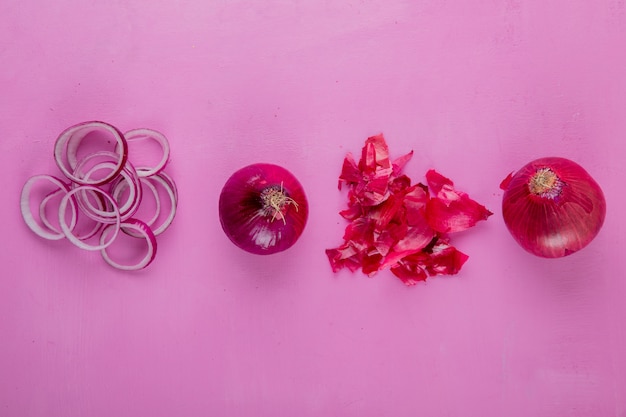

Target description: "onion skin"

left=219, top=163, right=308, bottom=255
left=501, top=157, right=606, bottom=258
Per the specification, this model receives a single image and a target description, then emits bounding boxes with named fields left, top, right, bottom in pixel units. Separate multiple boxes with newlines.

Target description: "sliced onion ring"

left=115, top=177, right=161, bottom=231
left=71, top=150, right=128, bottom=189
left=100, top=219, right=157, bottom=270
left=21, top=175, right=73, bottom=241
left=123, top=128, right=170, bottom=177
left=109, top=161, right=143, bottom=221
left=137, top=178, right=161, bottom=226
left=73, top=216, right=106, bottom=242
left=39, top=188, right=78, bottom=236
left=72, top=186, right=119, bottom=225
left=38, top=183, right=103, bottom=242
left=76, top=155, right=142, bottom=221
left=54, top=121, right=128, bottom=186
left=59, top=186, right=121, bottom=251
left=112, top=173, right=176, bottom=238
left=144, top=173, right=178, bottom=236
left=154, top=170, right=179, bottom=203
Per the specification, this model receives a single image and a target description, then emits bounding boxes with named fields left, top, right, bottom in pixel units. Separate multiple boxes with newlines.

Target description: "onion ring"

left=72, top=153, right=142, bottom=222
left=39, top=188, right=77, bottom=236
left=123, top=128, right=170, bottom=177
left=144, top=173, right=177, bottom=236
left=58, top=185, right=121, bottom=251
left=54, top=121, right=128, bottom=186
left=22, top=122, right=177, bottom=270
left=21, top=175, right=74, bottom=241
left=100, top=219, right=157, bottom=270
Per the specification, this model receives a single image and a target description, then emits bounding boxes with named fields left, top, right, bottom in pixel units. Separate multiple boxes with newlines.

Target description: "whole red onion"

left=219, top=163, right=308, bottom=255
left=500, top=157, right=606, bottom=258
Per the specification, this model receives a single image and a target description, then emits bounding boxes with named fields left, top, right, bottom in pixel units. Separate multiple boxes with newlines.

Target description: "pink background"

left=1, top=0, right=625, bottom=416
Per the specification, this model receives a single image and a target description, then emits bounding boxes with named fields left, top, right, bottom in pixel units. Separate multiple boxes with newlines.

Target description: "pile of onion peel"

left=326, top=134, right=492, bottom=285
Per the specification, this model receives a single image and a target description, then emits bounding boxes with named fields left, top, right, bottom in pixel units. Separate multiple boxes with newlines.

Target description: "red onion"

left=219, top=163, right=308, bottom=255
left=500, top=157, right=606, bottom=258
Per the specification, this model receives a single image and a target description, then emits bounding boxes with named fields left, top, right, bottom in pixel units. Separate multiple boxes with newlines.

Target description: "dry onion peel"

left=326, top=134, right=492, bottom=286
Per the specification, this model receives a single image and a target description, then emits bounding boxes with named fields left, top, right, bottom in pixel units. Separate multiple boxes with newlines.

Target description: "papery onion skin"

left=219, top=163, right=308, bottom=255
left=501, top=157, right=606, bottom=258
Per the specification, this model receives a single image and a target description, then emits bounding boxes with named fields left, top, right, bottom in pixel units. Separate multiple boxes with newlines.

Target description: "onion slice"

left=110, top=173, right=177, bottom=237
left=123, top=128, right=170, bottom=177
left=39, top=188, right=78, bottom=236
left=75, top=154, right=142, bottom=221
left=54, top=121, right=128, bottom=186
left=138, top=178, right=161, bottom=226
left=100, top=219, right=157, bottom=270
left=21, top=175, right=73, bottom=241
left=144, top=173, right=178, bottom=236
left=58, top=186, right=121, bottom=251
left=22, top=121, right=177, bottom=270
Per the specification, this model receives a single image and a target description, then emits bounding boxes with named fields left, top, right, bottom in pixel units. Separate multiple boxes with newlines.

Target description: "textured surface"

left=1, top=0, right=625, bottom=416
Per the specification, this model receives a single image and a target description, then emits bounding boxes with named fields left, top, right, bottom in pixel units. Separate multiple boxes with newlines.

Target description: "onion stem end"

left=261, top=182, right=298, bottom=224
left=528, top=168, right=563, bottom=199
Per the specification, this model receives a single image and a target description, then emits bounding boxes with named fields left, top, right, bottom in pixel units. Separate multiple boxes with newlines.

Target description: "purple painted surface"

left=1, top=0, right=625, bottom=416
